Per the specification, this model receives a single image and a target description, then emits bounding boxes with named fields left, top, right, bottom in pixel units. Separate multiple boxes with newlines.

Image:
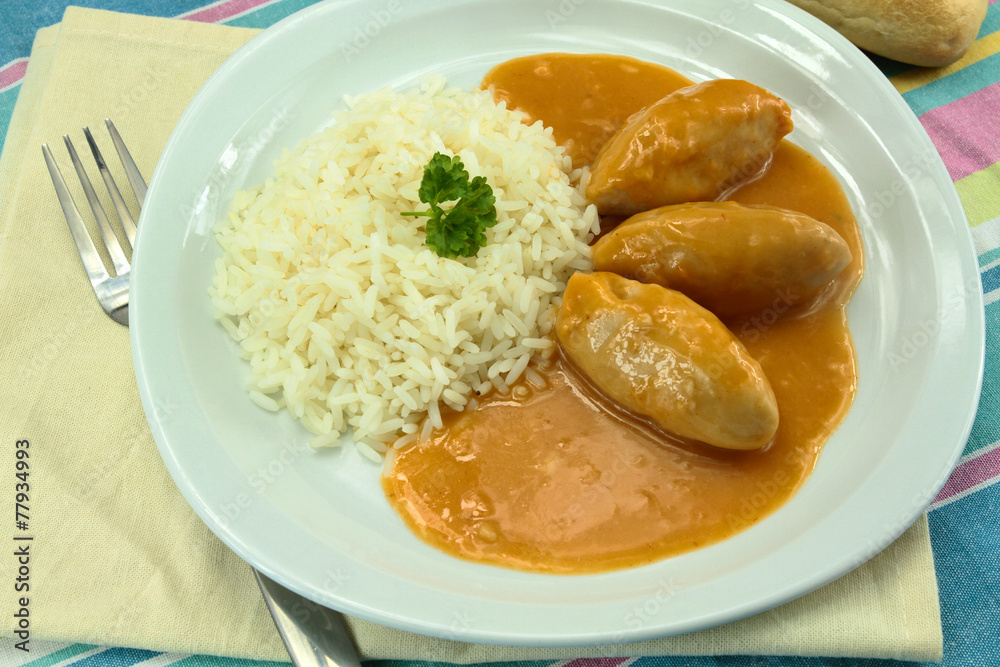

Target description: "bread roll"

left=785, top=0, right=987, bottom=67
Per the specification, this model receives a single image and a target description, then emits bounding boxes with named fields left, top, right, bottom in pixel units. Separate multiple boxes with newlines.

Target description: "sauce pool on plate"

left=382, top=53, right=864, bottom=574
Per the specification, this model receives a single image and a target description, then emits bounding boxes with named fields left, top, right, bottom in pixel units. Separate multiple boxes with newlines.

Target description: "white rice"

left=210, top=76, right=598, bottom=452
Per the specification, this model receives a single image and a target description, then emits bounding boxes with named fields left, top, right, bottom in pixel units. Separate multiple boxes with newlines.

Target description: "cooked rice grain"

left=210, top=76, right=597, bottom=450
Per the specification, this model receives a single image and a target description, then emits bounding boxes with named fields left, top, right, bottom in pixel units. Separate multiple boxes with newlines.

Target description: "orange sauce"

left=383, top=54, right=864, bottom=573
left=483, top=54, right=694, bottom=168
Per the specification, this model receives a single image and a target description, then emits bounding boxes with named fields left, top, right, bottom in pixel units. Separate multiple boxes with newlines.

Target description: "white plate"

left=131, top=0, right=984, bottom=646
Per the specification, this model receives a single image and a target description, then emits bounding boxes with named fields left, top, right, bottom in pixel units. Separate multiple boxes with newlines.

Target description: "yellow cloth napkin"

left=0, top=6, right=944, bottom=662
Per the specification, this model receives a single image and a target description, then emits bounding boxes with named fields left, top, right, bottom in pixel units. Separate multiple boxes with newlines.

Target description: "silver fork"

left=41, top=121, right=361, bottom=667
left=42, top=120, right=145, bottom=326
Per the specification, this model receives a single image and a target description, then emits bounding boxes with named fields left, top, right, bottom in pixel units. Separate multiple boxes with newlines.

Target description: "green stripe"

left=955, top=162, right=1000, bottom=227
left=979, top=246, right=1000, bottom=268
left=0, top=84, right=21, bottom=156
left=982, top=2, right=1000, bottom=37
left=18, top=644, right=97, bottom=667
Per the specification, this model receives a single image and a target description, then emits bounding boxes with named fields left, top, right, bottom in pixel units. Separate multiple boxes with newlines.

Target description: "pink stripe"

left=180, top=0, right=272, bottom=23
left=933, top=445, right=1000, bottom=504
left=562, top=659, right=630, bottom=667
left=0, top=59, right=29, bottom=91
left=919, top=81, right=1000, bottom=181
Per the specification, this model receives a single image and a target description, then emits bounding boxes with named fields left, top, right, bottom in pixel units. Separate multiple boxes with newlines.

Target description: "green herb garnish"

left=401, top=152, right=498, bottom=259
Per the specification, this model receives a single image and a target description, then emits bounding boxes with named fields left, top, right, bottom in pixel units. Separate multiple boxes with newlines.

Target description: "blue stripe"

left=929, top=483, right=1000, bottom=664
left=64, top=648, right=159, bottom=667
left=902, top=51, right=1000, bottom=116
left=962, top=297, right=1000, bottom=458
left=980, top=263, right=1000, bottom=294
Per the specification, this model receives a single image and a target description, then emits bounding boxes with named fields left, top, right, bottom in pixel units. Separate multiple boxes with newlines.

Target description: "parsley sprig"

left=401, top=152, right=498, bottom=259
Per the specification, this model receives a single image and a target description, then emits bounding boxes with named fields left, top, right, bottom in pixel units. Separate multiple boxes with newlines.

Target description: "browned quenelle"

left=556, top=272, right=779, bottom=450
left=591, top=201, right=852, bottom=318
left=585, top=79, right=793, bottom=217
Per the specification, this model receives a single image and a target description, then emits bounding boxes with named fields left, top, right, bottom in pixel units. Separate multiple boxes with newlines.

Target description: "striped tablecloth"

left=2, top=1, right=998, bottom=666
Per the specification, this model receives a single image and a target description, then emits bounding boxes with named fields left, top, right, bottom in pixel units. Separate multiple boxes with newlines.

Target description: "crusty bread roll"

left=785, top=0, right=987, bottom=67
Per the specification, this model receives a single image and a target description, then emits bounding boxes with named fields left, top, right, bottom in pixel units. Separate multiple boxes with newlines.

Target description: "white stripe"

left=173, top=0, right=231, bottom=18
left=131, top=652, right=191, bottom=667
left=0, top=76, right=22, bottom=93
left=45, top=646, right=108, bottom=667
left=957, top=438, right=1000, bottom=466
left=218, top=0, right=287, bottom=23
left=929, top=474, right=1000, bottom=511
left=0, top=56, right=29, bottom=74
left=971, top=213, right=1000, bottom=258
left=981, top=255, right=1000, bottom=274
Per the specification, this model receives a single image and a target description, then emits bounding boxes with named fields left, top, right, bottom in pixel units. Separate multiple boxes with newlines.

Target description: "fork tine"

left=105, top=119, right=147, bottom=207
left=64, top=133, right=131, bottom=277
left=84, top=127, right=137, bottom=247
left=42, top=143, right=111, bottom=288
